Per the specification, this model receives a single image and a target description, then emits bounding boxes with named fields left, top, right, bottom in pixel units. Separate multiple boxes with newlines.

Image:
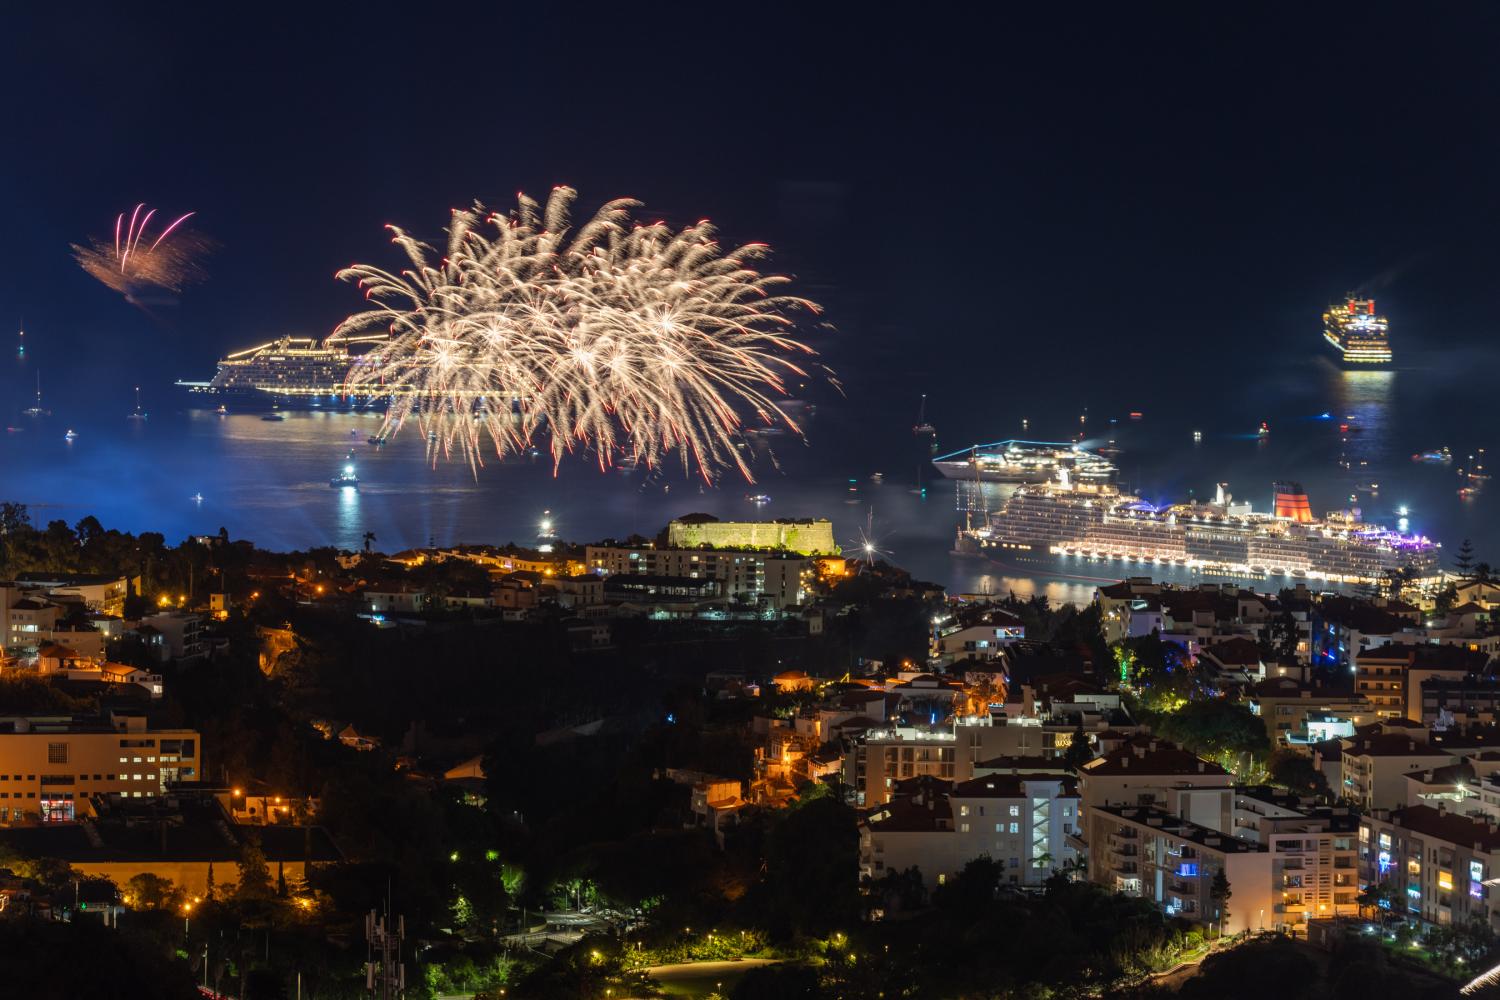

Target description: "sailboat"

left=912, top=394, right=936, bottom=436
left=127, top=386, right=148, bottom=421
left=21, top=373, right=49, bottom=417
left=15, top=318, right=23, bottom=358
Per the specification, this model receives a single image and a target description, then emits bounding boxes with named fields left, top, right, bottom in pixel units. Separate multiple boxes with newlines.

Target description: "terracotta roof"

left=1404, top=760, right=1477, bottom=786
left=1342, top=733, right=1451, bottom=759
left=864, top=795, right=953, bottom=833
left=1387, top=804, right=1500, bottom=852
left=1359, top=643, right=1491, bottom=672
left=1080, top=739, right=1229, bottom=777
left=952, top=774, right=1075, bottom=797
left=1201, top=637, right=1264, bottom=666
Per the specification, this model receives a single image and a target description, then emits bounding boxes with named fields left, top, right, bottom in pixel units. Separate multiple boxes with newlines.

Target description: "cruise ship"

left=932, top=440, right=1117, bottom=483
left=958, top=473, right=1437, bottom=585
left=176, top=334, right=388, bottom=406
left=1323, top=295, right=1392, bottom=366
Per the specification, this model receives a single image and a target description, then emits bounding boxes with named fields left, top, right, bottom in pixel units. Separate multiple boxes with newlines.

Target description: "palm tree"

left=362, top=531, right=376, bottom=554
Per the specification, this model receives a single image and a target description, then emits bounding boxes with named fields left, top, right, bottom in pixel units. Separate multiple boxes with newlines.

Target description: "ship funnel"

left=1058, top=467, right=1071, bottom=488
left=1273, top=481, right=1314, bottom=523
left=1215, top=482, right=1228, bottom=506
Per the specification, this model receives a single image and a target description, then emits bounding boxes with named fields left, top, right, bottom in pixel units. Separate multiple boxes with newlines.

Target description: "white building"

left=859, top=772, right=1080, bottom=889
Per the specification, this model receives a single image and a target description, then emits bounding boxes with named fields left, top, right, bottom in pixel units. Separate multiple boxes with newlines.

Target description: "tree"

left=1155, top=700, right=1270, bottom=775
left=1435, top=583, right=1458, bottom=617
left=205, top=861, right=216, bottom=901
left=363, top=531, right=376, bottom=554
left=275, top=860, right=288, bottom=899
left=1266, top=748, right=1329, bottom=797
left=1267, top=610, right=1300, bottom=663
left=1209, top=870, right=1232, bottom=938
left=234, top=837, right=274, bottom=902
left=1062, top=721, right=1093, bottom=772
left=1454, top=538, right=1477, bottom=579
left=761, top=792, right=860, bottom=938
left=126, top=872, right=184, bottom=911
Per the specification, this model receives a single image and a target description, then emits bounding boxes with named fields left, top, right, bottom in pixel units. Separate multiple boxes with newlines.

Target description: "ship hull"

left=933, top=460, right=1054, bottom=482
left=1323, top=333, right=1392, bottom=368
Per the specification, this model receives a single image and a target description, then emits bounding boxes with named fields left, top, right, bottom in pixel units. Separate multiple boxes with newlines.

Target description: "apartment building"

left=1360, top=805, right=1500, bottom=931
left=1355, top=643, right=1491, bottom=721
left=1232, top=788, right=1361, bottom=932
left=859, top=772, right=1080, bottom=889
left=1339, top=732, right=1455, bottom=811
left=0, top=712, right=202, bottom=824
left=1077, top=738, right=1235, bottom=832
left=1087, top=804, right=1272, bottom=935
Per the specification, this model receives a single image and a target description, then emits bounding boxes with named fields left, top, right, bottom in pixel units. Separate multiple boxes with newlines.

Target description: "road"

left=645, top=958, right=781, bottom=982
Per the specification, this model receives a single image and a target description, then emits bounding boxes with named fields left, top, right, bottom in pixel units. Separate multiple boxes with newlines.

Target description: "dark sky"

left=4, top=4, right=1500, bottom=439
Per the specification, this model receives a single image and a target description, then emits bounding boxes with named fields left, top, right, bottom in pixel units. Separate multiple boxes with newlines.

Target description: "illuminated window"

left=1438, top=871, right=1454, bottom=892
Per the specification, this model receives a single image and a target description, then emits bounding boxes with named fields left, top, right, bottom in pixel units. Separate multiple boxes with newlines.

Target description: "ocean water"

left=2, top=347, right=1497, bottom=604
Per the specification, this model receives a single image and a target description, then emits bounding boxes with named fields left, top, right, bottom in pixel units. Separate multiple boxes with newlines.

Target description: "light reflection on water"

left=2, top=350, right=1496, bottom=606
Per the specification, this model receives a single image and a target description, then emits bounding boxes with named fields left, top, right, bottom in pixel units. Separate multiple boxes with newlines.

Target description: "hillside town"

left=1, top=503, right=1498, bottom=996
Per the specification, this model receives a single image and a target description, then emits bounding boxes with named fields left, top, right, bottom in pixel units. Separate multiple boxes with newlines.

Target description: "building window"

left=46, top=743, right=68, bottom=764
left=1009, top=805, right=1020, bottom=817
left=1009, top=822, right=1020, bottom=834
left=960, top=823, right=971, bottom=833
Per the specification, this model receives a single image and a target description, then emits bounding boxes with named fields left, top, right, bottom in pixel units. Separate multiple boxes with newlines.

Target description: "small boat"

left=216, top=404, right=228, bottom=415
left=1192, top=429, right=1203, bottom=443
left=260, top=413, right=285, bottom=422
left=1469, top=449, right=1490, bottom=481
left=190, top=492, right=205, bottom=503
left=1356, top=481, right=1380, bottom=493
left=63, top=429, right=77, bottom=441
left=127, top=386, right=147, bottom=421
left=22, top=373, right=50, bottom=417
left=745, top=493, right=772, bottom=505
left=912, top=394, right=936, bottom=436
left=367, top=435, right=386, bottom=446
left=1460, top=486, right=1481, bottom=500
left=1128, top=411, right=1144, bottom=421
left=1257, top=422, right=1270, bottom=437
left=1412, top=447, right=1453, bottom=464
left=330, top=454, right=359, bottom=489
left=869, top=472, right=885, bottom=484
left=1098, top=440, right=1123, bottom=457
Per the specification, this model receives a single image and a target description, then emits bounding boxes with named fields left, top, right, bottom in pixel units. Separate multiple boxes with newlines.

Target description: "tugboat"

left=329, top=453, right=359, bottom=489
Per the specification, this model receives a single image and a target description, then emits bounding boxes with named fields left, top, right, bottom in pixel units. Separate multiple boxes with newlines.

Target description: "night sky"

left=4, top=4, right=1500, bottom=442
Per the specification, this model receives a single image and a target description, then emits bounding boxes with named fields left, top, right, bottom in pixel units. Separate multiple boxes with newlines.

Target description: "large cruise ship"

left=1323, top=295, right=1392, bottom=366
left=932, top=440, right=1117, bottom=483
left=958, top=474, right=1437, bottom=585
left=176, top=335, right=388, bottom=405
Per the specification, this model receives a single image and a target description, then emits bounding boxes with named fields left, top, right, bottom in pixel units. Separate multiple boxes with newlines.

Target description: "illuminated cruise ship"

left=958, top=474, right=1437, bottom=585
left=1323, top=295, right=1392, bottom=366
left=932, top=440, right=1117, bottom=483
left=176, top=334, right=388, bottom=405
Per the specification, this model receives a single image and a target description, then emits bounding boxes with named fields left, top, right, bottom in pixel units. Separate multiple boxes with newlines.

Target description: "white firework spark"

left=334, top=187, right=826, bottom=479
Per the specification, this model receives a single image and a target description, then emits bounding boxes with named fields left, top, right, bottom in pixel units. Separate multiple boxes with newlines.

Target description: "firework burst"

left=334, top=186, right=826, bottom=479
left=72, top=205, right=211, bottom=300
